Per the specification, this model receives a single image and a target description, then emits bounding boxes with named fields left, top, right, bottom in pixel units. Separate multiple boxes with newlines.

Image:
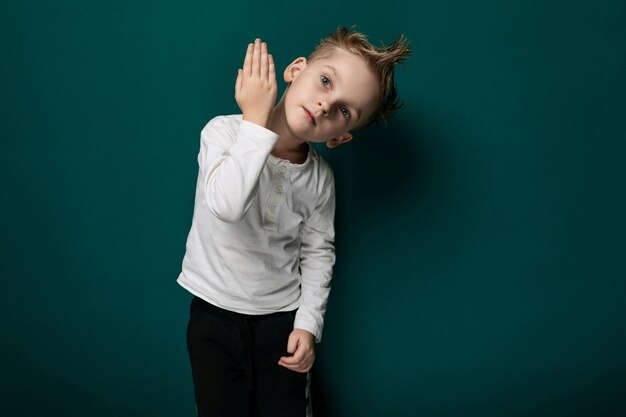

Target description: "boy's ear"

left=284, top=57, right=307, bottom=83
left=326, top=133, right=353, bottom=148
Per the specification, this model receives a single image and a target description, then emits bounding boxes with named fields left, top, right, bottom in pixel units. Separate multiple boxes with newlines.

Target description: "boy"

left=178, top=26, right=410, bottom=416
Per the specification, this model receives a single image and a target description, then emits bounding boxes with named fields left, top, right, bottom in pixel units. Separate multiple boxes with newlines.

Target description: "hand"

left=278, top=328, right=315, bottom=373
left=235, top=38, right=278, bottom=128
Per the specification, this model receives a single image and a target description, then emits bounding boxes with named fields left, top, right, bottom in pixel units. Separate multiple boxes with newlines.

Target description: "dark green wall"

left=2, top=0, right=625, bottom=416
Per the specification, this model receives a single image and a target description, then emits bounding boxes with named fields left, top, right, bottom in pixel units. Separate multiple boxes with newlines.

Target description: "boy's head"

left=279, top=25, right=411, bottom=147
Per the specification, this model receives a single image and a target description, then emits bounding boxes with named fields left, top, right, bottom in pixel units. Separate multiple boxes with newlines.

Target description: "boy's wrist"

left=242, top=113, right=269, bottom=129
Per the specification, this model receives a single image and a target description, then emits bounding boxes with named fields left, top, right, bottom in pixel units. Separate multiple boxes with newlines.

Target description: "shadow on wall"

left=349, top=117, right=424, bottom=208
left=323, top=112, right=436, bottom=221
left=309, top=112, right=435, bottom=417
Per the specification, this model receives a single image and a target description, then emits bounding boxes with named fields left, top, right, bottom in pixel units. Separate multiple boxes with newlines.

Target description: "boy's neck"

left=266, top=98, right=310, bottom=164
left=271, top=142, right=309, bottom=164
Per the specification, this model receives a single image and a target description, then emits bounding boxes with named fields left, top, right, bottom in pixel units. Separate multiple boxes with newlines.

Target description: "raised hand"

left=235, top=38, right=278, bottom=128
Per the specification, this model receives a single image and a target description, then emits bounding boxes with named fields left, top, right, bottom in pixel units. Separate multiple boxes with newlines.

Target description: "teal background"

left=2, top=0, right=625, bottom=416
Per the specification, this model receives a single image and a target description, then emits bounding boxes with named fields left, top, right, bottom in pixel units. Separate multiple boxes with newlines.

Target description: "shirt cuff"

left=238, top=119, right=279, bottom=146
left=293, top=318, right=322, bottom=344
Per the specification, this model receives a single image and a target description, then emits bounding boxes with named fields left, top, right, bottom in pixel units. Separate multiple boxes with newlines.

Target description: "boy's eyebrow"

left=322, top=64, right=361, bottom=121
left=322, top=65, right=341, bottom=83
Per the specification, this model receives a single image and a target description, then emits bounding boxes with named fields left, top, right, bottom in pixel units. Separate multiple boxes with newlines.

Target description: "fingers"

left=279, top=360, right=308, bottom=372
left=241, top=38, right=275, bottom=83
left=287, top=332, right=299, bottom=354
left=243, top=42, right=253, bottom=77
left=235, top=69, right=242, bottom=95
left=280, top=350, right=304, bottom=365
left=278, top=333, right=315, bottom=372
left=268, top=53, right=275, bottom=84
left=252, top=38, right=261, bottom=77
left=278, top=342, right=314, bottom=372
left=260, top=42, right=268, bottom=80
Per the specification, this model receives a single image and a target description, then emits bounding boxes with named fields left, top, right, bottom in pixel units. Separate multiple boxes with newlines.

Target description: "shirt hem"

left=177, top=272, right=300, bottom=315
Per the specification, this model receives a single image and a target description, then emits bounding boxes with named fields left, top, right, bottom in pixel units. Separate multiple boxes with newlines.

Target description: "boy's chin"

left=285, top=112, right=316, bottom=136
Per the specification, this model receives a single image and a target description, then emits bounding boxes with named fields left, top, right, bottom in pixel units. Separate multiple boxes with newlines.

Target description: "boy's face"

left=282, top=48, right=379, bottom=147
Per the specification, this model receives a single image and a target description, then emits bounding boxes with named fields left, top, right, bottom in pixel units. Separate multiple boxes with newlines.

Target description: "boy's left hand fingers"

left=279, top=352, right=302, bottom=365
left=278, top=357, right=306, bottom=370
left=281, top=364, right=310, bottom=372
left=286, top=332, right=299, bottom=355
left=278, top=348, right=314, bottom=370
left=278, top=355, right=313, bottom=372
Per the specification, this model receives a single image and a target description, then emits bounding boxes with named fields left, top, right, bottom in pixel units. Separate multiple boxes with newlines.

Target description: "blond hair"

left=307, top=25, right=411, bottom=130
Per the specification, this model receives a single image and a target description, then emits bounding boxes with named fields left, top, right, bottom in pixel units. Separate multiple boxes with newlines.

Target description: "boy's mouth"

left=303, top=108, right=316, bottom=126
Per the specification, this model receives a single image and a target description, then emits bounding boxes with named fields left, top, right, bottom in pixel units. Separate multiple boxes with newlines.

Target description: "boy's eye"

left=321, top=75, right=351, bottom=120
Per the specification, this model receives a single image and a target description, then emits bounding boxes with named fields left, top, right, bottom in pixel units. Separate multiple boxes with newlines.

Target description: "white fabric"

left=177, top=114, right=336, bottom=343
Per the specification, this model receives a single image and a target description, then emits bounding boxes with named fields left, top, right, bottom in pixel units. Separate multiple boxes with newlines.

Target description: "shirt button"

left=274, top=184, right=283, bottom=193
left=278, top=166, right=286, bottom=174
left=269, top=204, right=277, bottom=212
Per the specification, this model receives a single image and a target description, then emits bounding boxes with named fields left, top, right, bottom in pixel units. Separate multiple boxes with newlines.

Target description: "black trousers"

left=186, top=295, right=310, bottom=417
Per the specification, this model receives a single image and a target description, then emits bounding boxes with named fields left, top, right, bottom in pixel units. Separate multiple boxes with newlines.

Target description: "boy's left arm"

left=278, top=171, right=336, bottom=373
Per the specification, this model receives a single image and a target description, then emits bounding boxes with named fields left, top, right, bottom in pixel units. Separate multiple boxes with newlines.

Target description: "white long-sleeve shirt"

left=177, top=114, right=336, bottom=343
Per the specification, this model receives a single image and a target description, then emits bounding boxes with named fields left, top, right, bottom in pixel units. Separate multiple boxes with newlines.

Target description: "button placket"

left=263, top=163, right=288, bottom=229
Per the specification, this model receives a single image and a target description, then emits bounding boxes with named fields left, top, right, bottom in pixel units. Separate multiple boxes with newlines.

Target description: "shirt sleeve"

left=198, top=116, right=279, bottom=223
left=293, top=169, right=337, bottom=343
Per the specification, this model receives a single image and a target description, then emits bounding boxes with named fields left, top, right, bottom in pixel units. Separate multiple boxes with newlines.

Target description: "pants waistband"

left=191, top=295, right=297, bottom=322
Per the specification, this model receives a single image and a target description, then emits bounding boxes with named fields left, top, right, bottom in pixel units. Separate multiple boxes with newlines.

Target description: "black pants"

left=186, top=295, right=310, bottom=417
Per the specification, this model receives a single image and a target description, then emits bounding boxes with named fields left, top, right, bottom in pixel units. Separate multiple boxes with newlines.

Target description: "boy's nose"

left=317, top=102, right=329, bottom=116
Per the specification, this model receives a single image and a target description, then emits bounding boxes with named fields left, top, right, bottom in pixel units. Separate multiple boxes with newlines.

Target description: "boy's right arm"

left=199, top=38, right=278, bottom=223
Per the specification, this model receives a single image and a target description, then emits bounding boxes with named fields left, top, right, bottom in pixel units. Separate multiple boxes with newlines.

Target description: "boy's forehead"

left=313, top=49, right=367, bottom=72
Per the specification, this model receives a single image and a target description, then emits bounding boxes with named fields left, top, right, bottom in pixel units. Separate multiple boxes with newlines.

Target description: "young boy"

left=178, top=26, right=410, bottom=416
